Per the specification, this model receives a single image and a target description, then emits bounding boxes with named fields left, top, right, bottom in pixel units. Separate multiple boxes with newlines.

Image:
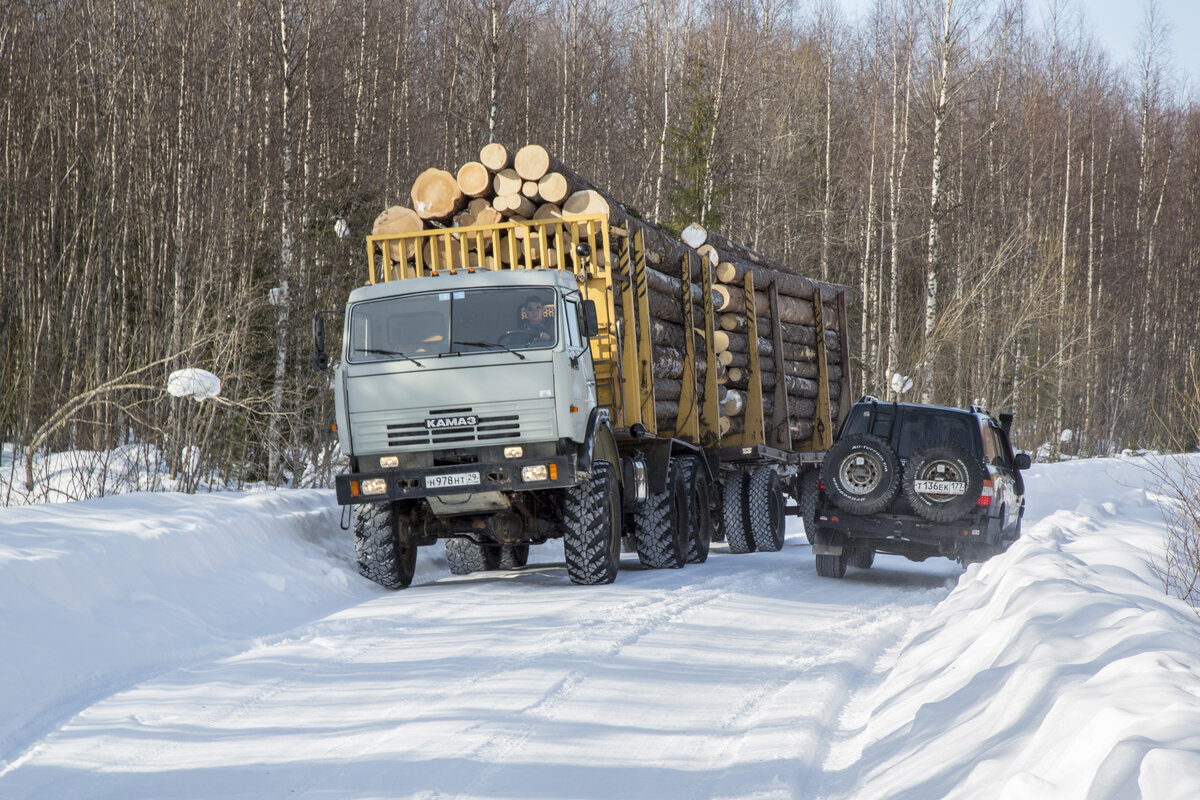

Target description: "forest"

left=2, top=0, right=1198, bottom=492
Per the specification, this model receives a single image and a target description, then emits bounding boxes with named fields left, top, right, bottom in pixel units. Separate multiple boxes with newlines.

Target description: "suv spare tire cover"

left=903, top=442, right=985, bottom=523
left=821, top=434, right=901, bottom=515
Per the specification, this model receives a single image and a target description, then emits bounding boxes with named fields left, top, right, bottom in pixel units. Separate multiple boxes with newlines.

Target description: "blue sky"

left=838, top=0, right=1199, bottom=97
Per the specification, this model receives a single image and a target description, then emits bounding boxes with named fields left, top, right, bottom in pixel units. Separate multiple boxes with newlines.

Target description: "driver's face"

left=525, top=304, right=544, bottom=326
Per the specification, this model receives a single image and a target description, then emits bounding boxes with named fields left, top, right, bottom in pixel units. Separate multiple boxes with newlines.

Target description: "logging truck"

left=314, top=210, right=852, bottom=589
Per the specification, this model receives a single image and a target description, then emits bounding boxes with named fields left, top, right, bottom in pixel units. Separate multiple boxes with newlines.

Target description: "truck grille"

left=387, top=407, right=522, bottom=447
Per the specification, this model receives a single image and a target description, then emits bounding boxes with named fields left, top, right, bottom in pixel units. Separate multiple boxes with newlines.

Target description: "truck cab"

left=333, top=268, right=598, bottom=508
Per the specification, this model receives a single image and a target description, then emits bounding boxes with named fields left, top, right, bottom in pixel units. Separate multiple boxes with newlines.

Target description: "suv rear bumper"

left=814, top=507, right=1002, bottom=554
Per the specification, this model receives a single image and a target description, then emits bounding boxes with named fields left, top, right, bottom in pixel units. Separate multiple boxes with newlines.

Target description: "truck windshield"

left=347, top=287, right=558, bottom=363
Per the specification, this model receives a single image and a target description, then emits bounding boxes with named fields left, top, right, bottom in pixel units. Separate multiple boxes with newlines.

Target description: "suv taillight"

left=977, top=479, right=994, bottom=506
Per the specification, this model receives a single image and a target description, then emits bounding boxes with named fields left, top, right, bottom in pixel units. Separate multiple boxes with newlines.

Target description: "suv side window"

left=841, top=405, right=895, bottom=439
left=980, top=422, right=1001, bottom=465
left=986, top=425, right=1012, bottom=468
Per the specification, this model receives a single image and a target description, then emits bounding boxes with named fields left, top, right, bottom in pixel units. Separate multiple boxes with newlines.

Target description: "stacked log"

left=373, top=142, right=851, bottom=443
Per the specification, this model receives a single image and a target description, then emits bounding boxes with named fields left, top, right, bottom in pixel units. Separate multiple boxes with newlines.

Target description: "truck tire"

left=812, top=529, right=847, bottom=579
left=445, top=538, right=491, bottom=575
left=747, top=467, right=786, bottom=552
left=797, top=468, right=821, bottom=542
left=354, top=501, right=417, bottom=589
left=822, top=434, right=901, bottom=515
left=563, top=460, right=622, bottom=584
left=848, top=546, right=875, bottom=569
left=680, top=457, right=713, bottom=564
left=903, top=442, right=985, bottom=523
left=496, top=544, right=530, bottom=569
left=632, top=458, right=688, bottom=569
left=723, top=471, right=754, bottom=554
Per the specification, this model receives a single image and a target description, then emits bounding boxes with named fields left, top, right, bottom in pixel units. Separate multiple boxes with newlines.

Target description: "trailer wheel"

left=680, top=457, right=712, bottom=564
left=903, top=443, right=985, bottom=523
left=797, top=469, right=821, bottom=543
left=445, top=538, right=492, bottom=575
left=822, top=434, right=901, bottom=515
left=747, top=467, right=786, bottom=552
left=354, top=501, right=417, bottom=589
left=848, top=546, right=875, bottom=569
left=563, top=460, right=622, bottom=584
left=812, top=529, right=847, bottom=579
left=723, top=471, right=754, bottom=554
left=632, top=458, right=688, bottom=569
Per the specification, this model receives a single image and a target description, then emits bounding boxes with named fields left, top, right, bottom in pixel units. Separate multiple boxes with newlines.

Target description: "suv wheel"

left=903, top=443, right=985, bottom=523
left=812, top=529, right=847, bottom=578
left=821, top=434, right=901, bottom=515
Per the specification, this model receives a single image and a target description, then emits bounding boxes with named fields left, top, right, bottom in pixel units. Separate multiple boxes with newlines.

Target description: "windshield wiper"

left=451, top=340, right=526, bottom=360
left=356, top=348, right=425, bottom=367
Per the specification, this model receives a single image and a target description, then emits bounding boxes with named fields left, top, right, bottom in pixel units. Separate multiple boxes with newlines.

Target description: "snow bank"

left=847, top=456, right=1200, bottom=799
left=0, top=490, right=379, bottom=766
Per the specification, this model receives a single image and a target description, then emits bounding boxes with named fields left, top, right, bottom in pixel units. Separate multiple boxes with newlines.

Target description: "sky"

left=839, top=0, right=1200, bottom=97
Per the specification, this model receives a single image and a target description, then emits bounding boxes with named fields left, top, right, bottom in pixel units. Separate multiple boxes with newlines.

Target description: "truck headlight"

left=504, top=446, right=524, bottom=459
left=361, top=478, right=388, bottom=495
left=521, top=465, right=549, bottom=482
left=379, top=456, right=399, bottom=469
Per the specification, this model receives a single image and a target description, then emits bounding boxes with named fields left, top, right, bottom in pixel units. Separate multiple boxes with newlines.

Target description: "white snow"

left=0, top=455, right=1198, bottom=798
left=166, top=368, right=222, bottom=400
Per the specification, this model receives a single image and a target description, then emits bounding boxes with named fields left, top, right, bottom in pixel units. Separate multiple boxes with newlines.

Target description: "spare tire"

left=903, top=443, right=985, bottom=523
left=821, top=434, right=901, bottom=515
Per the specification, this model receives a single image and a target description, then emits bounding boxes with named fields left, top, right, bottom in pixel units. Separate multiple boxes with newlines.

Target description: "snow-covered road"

left=2, top=456, right=1199, bottom=798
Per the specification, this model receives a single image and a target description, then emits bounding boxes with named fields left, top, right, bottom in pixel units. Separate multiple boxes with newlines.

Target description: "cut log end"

left=514, top=144, right=551, bottom=181
left=479, top=142, right=510, bottom=172
left=456, top=161, right=491, bottom=197
left=410, top=168, right=465, bottom=221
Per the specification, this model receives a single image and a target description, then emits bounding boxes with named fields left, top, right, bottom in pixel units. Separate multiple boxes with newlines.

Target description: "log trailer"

left=314, top=213, right=853, bottom=588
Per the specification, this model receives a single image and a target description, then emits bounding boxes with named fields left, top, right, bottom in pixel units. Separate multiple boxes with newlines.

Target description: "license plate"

left=914, top=479, right=965, bottom=495
left=426, top=472, right=480, bottom=489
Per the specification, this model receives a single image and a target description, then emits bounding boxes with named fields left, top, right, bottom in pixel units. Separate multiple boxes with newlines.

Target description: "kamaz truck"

left=314, top=213, right=852, bottom=588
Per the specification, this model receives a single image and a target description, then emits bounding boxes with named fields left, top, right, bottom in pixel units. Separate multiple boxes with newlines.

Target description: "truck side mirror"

left=312, top=314, right=329, bottom=372
left=581, top=300, right=600, bottom=338
left=1013, top=452, right=1031, bottom=471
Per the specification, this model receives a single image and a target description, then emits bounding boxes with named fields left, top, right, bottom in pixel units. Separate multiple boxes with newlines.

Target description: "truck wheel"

left=497, top=544, right=530, bottom=569
left=680, top=457, right=713, bottom=564
left=445, top=538, right=491, bottom=575
left=822, top=434, right=901, bottom=515
left=747, top=467, right=786, bottom=552
left=797, top=469, right=821, bottom=543
left=563, top=460, right=622, bottom=584
left=632, top=458, right=688, bottom=569
left=723, top=471, right=754, bottom=554
left=812, top=529, right=847, bottom=579
left=354, top=501, right=417, bottom=589
left=848, top=546, right=875, bottom=569
left=903, top=443, right=985, bottom=523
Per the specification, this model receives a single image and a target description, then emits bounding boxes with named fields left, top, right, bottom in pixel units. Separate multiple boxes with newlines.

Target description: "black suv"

left=807, top=397, right=1031, bottom=577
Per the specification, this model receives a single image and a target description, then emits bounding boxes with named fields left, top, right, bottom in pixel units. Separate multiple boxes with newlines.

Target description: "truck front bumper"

left=814, top=508, right=1000, bottom=554
left=335, top=454, right=579, bottom=506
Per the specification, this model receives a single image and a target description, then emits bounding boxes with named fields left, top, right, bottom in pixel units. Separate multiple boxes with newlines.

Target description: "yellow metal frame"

left=365, top=213, right=624, bottom=426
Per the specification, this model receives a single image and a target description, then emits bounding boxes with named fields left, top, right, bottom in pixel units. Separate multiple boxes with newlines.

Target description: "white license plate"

left=914, top=479, right=966, bottom=495
left=426, top=472, right=480, bottom=489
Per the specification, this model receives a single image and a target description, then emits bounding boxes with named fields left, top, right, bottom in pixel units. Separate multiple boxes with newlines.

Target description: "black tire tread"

left=748, top=467, right=785, bottom=552
left=563, top=461, right=620, bottom=585
left=445, top=538, right=490, bottom=575
left=632, top=460, right=687, bottom=569
left=723, top=471, right=754, bottom=554
left=798, top=469, right=821, bottom=542
left=682, top=457, right=712, bottom=564
left=354, top=502, right=416, bottom=589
